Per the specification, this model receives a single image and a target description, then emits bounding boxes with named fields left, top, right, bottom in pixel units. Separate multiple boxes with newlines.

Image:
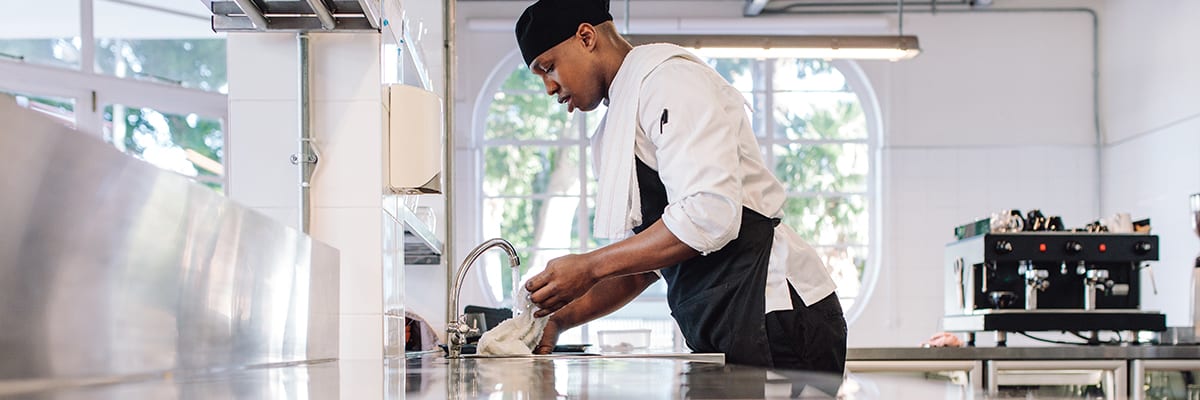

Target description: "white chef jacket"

left=602, top=57, right=838, bottom=312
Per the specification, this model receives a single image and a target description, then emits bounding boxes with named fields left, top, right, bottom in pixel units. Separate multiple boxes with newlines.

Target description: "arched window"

left=475, top=51, right=877, bottom=348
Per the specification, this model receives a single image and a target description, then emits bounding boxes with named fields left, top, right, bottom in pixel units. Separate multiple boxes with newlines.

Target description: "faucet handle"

left=449, top=317, right=480, bottom=338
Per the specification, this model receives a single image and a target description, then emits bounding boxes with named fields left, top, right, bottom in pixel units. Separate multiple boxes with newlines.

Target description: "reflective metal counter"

left=2, top=353, right=973, bottom=399
left=848, top=346, right=1200, bottom=361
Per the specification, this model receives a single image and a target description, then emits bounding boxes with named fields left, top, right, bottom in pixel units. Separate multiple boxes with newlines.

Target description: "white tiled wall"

left=1099, top=0, right=1200, bottom=328
left=1102, top=119, right=1200, bottom=327
left=228, top=100, right=299, bottom=208
left=310, top=99, right=385, bottom=209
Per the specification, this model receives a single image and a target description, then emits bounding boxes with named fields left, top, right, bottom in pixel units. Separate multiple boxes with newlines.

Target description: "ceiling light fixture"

left=624, top=0, right=921, bottom=61
left=625, top=34, right=920, bottom=61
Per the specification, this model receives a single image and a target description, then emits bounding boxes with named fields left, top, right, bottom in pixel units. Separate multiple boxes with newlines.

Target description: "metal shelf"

left=209, top=0, right=381, bottom=32
left=394, top=204, right=442, bottom=265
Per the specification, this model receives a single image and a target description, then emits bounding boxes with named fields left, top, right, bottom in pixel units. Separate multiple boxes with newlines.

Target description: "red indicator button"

left=1099, top=243, right=1107, bottom=252
left=1039, top=243, right=1047, bottom=252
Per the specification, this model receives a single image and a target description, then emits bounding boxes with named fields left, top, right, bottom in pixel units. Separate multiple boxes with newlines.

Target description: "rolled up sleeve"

left=638, top=61, right=745, bottom=255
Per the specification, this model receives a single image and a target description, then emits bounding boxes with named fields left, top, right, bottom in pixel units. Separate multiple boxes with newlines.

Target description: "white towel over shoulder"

left=591, top=44, right=706, bottom=240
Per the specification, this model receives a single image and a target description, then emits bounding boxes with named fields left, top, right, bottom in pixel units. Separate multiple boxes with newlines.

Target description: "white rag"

left=476, top=286, right=549, bottom=356
left=591, top=44, right=706, bottom=240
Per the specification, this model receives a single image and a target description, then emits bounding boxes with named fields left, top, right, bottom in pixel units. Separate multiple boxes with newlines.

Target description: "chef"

left=515, top=0, right=847, bottom=373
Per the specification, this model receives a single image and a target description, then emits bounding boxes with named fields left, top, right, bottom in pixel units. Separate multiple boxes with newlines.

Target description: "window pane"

left=94, top=1, right=227, bottom=93
left=814, top=245, right=867, bottom=302
left=704, top=58, right=756, bottom=92
left=582, top=103, right=606, bottom=138
left=773, top=58, right=848, bottom=92
left=781, top=195, right=868, bottom=246
left=744, top=91, right=769, bottom=137
left=773, top=143, right=868, bottom=193
left=482, top=197, right=583, bottom=250
left=3, top=91, right=75, bottom=126
left=485, top=92, right=571, bottom=141
left=483, top=146, right=580, bottom=196
left=584, top=146, right=596, bottom=196
left=0, top=1, right=81, bottom=69
left=102, top=104, right=224, bottom=190
left=484, top=248, right=571, bottom=306
left=774, top=97, right=866, bottom=140
left=499, top=60, right=543, bottom=92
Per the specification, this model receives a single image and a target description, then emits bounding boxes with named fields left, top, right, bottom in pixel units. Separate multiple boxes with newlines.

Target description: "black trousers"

left=765, top=287, right=848, bottom=374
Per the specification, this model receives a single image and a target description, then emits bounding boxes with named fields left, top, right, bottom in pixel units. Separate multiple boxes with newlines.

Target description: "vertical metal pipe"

left=624, top=0, right=631, bottom=35
left=79, top=0, right=99, bottom=138
left=443, top=0, right=457, bottom=325
left=299, top=33, right=314, bottom=233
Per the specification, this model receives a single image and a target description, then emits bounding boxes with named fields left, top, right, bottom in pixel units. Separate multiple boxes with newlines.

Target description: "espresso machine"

left=943, top=212, right=1166, bottom=346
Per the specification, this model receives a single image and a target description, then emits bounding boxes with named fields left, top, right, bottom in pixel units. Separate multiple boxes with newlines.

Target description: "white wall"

left=450, top=1, right=1101, bottom=348
left=857, top=8, right=1099, bottom=347
left=1099, top=0, right=1200, bottom=327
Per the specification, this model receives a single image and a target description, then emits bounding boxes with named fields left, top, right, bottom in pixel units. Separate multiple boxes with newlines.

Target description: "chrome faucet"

left=447, top=238, right=521, bottom=358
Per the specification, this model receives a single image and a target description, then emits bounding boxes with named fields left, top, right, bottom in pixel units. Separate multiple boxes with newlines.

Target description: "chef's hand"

left=532, top=318, right=563, bottom=355
left=921, top=332, right=964, bottom=348
left=525, top=254, right=600, bottom=318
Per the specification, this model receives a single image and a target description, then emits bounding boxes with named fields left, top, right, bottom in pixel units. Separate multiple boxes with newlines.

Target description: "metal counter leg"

left=983, top=360, right=998, bottom=396
left=1129, top=359, right=1143, bottom=400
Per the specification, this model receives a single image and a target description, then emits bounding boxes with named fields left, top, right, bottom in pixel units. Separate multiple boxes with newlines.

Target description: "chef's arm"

left=535, top=271, right=658, bottom=353
left=590, top=219, right=699, bottom=278
left=546, top=271, right=659, bottom=331
left=527, top=219, right=699, bottom=317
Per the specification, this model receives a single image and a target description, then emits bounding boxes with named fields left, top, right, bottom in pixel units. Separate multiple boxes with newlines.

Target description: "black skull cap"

left=515, top=0, right=613, bottom=67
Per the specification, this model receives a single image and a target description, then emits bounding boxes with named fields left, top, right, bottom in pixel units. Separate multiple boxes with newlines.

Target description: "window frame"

left=0, top=0, right=229, bottom=192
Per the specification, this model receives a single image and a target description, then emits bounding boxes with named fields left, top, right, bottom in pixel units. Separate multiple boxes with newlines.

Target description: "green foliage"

left=96, top=39, right=227, bottom=92
left=707, top=58, right=755, bottom=85
left=777, top=100, right=865, bottom=140
left=104, top=105, right=224, bottom=178
left=790, top=58, right=835, bottom=80
left=0, top=39, right=78, bottom=68
left=486, top=66, right=585, bottom=297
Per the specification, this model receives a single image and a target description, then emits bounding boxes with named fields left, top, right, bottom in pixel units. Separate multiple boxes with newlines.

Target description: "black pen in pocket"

left=659, top=108, right=669, bottom=135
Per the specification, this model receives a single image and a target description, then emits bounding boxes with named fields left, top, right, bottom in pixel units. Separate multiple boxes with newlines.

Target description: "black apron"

left=631, top=158, right=777, bottom=367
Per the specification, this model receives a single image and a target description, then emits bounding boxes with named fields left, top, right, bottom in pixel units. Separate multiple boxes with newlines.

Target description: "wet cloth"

left=477, top=287, right=549, bottom=356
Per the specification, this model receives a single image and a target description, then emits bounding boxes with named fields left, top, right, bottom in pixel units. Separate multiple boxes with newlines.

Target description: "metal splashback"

left=0, top=97, right=339, bottom=382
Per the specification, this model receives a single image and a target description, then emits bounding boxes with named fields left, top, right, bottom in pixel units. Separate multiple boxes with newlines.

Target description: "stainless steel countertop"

left=848, top=345, right=1200, bottom=361
left=2, top=353, right=967, bottom=399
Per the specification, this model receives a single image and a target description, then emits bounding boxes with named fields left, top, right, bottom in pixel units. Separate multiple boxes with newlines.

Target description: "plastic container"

left=597, top=329, right=651, bottom=353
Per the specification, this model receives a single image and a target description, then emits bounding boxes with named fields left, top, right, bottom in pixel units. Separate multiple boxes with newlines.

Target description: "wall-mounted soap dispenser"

left=385, top=84, right=443, bottom=194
